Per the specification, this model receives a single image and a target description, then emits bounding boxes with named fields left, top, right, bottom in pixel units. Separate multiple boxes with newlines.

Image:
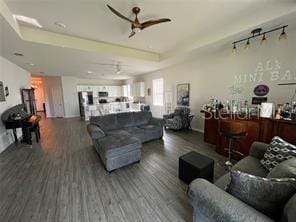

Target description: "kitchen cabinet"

left=77, top=85, right=98, bottom=97
left=106, top=86, right=122, bottom=97
left=77, top=85, right=93, bottom=92
left=77, top=84, right=131, bottom=97
left=97, top=86, right=108, bottom=91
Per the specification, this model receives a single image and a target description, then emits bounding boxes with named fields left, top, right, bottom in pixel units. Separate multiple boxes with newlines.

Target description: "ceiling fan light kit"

left=106, top=4, right=171, bottom=38
left=232, top=25, right=288, bottom=53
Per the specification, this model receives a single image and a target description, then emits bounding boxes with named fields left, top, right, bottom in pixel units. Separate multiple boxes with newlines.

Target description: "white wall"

left=137, top=27, right=296, bottom=132
left=0, top=56, right=30, bottom=152
left=61, top=76, right=79, bottom=118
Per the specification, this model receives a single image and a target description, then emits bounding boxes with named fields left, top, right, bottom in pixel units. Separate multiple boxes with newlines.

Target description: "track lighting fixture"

left=279, top=27, right=287, bottom=40
left=232, top=25, right=288, bottom=52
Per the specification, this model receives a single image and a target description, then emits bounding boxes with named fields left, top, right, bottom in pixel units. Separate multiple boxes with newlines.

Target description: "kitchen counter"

left=82, top=102, right=145, bottom=121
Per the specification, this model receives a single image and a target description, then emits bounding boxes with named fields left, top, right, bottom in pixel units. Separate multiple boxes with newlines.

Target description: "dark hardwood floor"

left=0, top=116, right=227, bottom=222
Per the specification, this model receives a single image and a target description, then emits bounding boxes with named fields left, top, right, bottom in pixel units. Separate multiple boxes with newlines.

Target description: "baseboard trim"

left=64, top=115, right=80, bottom=118
left=192, top=127, right=204, bottom=133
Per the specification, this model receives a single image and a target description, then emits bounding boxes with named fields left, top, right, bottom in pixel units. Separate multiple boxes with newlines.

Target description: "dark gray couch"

left=188, top=142, right=296, bottom=222
left=87, top=111, right=163, bottom=172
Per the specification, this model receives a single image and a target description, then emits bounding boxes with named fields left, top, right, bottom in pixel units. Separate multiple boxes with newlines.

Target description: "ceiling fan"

left=90, top=61, right=127, bottom=74
left=107, top=4, right=171, bottom=38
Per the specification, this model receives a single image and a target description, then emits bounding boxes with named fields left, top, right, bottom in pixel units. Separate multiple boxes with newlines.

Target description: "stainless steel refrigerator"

left=78, top=91, right=93, bottom=119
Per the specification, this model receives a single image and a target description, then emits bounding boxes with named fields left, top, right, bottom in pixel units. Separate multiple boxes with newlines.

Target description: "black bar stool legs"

left=219, top=120, right=247, bottom=170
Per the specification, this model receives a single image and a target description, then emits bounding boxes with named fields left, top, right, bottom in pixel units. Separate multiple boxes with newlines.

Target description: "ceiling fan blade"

left=128, top=31, right=136, bottom=38
left=141, top=18, right=171, bottom=29
left=106, top=4, right=133, bottom=23
left=90, top=63, right=131, bottom=67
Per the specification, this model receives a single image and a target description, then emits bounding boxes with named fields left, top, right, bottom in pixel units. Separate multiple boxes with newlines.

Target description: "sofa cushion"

left=215, top=156, right=269, bottom=190
left=260, top=136, right=296, bottom=171
left=233, top=156, right=269, bottom=178
left=281, top=194, right=296, bottom=222
left=267, top=158, right=296, bottom=179
left=116, top=112, right=134, bottom=128
left=215, top=173, right=231, bottom=190
left=90, top=114, right=118, bottom=131
left=226, top=170, right=296, bottom=219
left=98, top=130, right=141, bottom=159
left=139, top=124, right=162, bottom=140
left=124, top=127, right=145, bottom=142
left=133, top=111, right=151, bottom=126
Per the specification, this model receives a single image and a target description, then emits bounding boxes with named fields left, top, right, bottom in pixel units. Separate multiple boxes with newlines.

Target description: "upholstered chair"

left=163, top=107, right=191, bottom=130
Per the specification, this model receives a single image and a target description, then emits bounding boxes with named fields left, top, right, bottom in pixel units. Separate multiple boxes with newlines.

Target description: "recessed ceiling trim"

left=20, top=26, right=160, bottom=62
left=0, top=0, right=21, bottom=36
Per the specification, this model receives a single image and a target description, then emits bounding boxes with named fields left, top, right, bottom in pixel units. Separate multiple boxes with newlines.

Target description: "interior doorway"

left=31, top=76, right=46, bottom=114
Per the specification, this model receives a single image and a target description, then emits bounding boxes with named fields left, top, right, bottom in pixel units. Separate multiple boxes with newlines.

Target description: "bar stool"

left=219, top=120, right=247, bottom=170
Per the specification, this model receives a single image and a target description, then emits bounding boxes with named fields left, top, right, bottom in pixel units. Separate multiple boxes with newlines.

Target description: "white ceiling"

left=5, top=0, right=296, bottom=53
left=1, top=0, right=296, bottom=79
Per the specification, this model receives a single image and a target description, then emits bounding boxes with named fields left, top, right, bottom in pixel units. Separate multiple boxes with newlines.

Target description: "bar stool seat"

left=219, top=120, right=247, bottom=170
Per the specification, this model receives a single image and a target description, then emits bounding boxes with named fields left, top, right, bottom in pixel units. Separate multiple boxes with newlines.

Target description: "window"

left=153, top=78, right=164, bottom=106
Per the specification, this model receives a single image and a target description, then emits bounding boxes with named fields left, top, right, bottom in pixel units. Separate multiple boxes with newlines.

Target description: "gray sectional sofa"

left=187, top=142, right=296, bottom=222
left=87, top=111, right=163, bottom=172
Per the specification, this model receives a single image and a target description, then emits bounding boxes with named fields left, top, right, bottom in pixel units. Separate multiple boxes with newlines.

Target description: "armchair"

left=163, top=107, right=191, bottom=130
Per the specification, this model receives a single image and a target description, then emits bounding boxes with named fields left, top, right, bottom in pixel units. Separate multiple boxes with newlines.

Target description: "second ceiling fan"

left=107, top=4, right=171, bottom=38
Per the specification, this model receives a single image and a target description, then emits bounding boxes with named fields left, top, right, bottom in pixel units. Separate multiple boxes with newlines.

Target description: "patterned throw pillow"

left=226, top=170, right=296, bottom=219
left=260, top=137, right=296, bottom=171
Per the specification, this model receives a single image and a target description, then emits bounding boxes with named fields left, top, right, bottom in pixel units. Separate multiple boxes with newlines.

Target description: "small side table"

left=179, top=151, right=214, bottom=184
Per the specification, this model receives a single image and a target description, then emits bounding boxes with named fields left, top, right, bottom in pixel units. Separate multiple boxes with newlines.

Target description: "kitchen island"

left=82, top=102, right=145, bottom=121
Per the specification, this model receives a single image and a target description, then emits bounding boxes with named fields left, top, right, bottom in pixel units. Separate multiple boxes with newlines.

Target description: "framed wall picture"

left=177, top=83, right=190, bottom=106
left=0, top=81, right=5, bottom=102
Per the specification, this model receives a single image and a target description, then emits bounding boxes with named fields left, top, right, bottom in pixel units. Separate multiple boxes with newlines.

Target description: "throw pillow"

left=226, top=170, right=296, bottom=219
left=267, top=158, right=296, bottom=179
left=260, top=136, right=296, bottom=171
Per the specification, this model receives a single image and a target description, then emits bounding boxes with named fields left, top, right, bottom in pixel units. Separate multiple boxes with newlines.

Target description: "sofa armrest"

left=87, top=124, right=105, bottom=140
left=163, top=113, right=174, bottom=120
left=149, top=117, right=164, bottom=127
left=249, top=142, right=269, bottom=159
left=188, top=179, right=273, bottom=222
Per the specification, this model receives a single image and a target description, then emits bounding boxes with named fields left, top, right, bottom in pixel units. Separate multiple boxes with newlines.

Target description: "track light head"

left=261, top=33, right=267, bottom=45
left=232, top=43, right=237, bottom=53
left=245, top=39, right=250, bottom=50
left=279, top=27, right=287, bottom=40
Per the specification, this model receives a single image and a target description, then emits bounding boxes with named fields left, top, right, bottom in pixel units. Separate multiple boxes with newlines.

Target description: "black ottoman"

left=179, top=151, right=214, bottom=184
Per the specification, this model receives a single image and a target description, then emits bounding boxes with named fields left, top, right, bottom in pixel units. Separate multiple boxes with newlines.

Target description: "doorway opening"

left=31, top=76, right=46, bottom=116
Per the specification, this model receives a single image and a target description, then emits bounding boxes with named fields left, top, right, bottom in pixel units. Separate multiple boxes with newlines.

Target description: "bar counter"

left=201, top=110, right=296, bottom=160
